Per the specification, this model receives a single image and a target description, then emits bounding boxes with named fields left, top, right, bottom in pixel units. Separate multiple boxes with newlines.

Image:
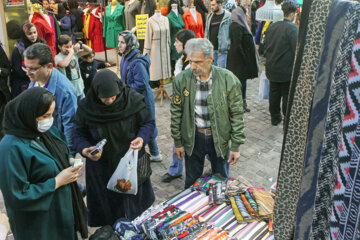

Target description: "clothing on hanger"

left=183, top=9, right=204, bottom=38
left=167, top=10, right=185, bottom=61
left=89, top=6, right=106, bottom=52
left=31, top=12, right=56, bottom=59
left=103, top=2, right=125, bottom=48
left=124, top=0, right=141, bottom=30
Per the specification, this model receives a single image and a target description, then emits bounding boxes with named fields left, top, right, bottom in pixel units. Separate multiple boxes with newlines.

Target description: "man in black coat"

left=0, top=41, right=12, bottom=138
left=264, top=2, right=298, bottom=126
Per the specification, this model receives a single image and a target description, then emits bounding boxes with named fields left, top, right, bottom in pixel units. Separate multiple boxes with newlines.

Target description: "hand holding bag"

left=107, top=149, right=138, bottom=195
left=258, top=71, right=270, bottom=100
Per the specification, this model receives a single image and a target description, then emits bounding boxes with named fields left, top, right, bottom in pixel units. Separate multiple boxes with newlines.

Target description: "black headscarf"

left=3, top=87, right=88, bottom=238
left=76, top=69, right=149, bottom=173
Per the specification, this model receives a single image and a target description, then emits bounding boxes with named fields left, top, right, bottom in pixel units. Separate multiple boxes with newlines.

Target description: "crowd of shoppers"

left=0, top=0, right=301, bottom=238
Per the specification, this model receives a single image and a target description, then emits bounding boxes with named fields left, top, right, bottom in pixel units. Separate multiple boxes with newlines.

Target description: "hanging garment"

left=273, top=0, right=333, bottom=239
left=330, top=18, right=360, bottom=240
left=140, top=0, right=156, bottom=17
left=89, top=7, right=106, bottom=52
left=83, top=7, right=92, bottom=47
left=167, top=10, right=185, bottom=61
left=31, top=12, right=56, bottom=59
left=293, top=1, right=360, bottom=239
left=124, top=0, right=141, bottom=30
left=103, top=2, right=125, bottom=48
left=144, top=15, right=172, bottom=81
left=183, top=9, right=204, bottom=38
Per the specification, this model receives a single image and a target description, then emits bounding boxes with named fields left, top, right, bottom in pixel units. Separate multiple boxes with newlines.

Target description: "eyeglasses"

left=22, top=65, right=44, bottom=75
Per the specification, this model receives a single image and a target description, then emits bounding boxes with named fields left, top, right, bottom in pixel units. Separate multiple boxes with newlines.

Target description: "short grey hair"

left=23, top=43, right=53, bottom=65
left=184, top=38, right=214, bottom=59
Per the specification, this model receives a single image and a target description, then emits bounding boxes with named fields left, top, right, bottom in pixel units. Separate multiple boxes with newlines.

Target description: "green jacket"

left=171, top=66, right=246, bottom=158
left=103, top=2, right=125, bottom=48
left=167, top=10, right=185, bottom=61
left=0, top=126, right=75, bottom=240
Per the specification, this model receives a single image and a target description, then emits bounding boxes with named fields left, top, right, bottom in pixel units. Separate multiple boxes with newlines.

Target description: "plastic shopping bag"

left=107, top=149, right=138, bottom=195
left=258, top=71, right=270, bottom=100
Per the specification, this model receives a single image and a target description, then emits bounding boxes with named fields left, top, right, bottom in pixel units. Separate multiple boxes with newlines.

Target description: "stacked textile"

left=131, top=175, right=275, bottom=240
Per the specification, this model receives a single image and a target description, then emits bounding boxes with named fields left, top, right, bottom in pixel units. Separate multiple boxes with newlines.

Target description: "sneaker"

left=150, top=154, right=162, bottom=162
left=161, top=173, right=182, bottom=183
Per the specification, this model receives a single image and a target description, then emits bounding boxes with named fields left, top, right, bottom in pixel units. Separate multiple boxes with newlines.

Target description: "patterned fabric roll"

left=230, top=196, right=244, bottom=222
left=229, top=223, right=248, bottom=237
left=251, top=189, right=274, bottom=219
left=241, top=194, right=259, bottom=217
left=241, top=221, right=267, bottom=240
left=234, top=221, right=259, bottom=239
left=175, top=191, right=201, bottom=207
left=214, top=209, right=235, bottom=228
left=234, top=196, right=251, bottom=220
left=244, top=190, right=259, bottom=213
left=255, top=229, right=269, bottom=240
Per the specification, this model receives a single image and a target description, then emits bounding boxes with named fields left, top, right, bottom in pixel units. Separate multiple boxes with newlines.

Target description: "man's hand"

left=227, top=151, right=240, bottom=165
left=175, top=146, right=185, bottom=160
left=82, top=146, right=103, bottom=161
left=130, top=137, right=144, bottom=150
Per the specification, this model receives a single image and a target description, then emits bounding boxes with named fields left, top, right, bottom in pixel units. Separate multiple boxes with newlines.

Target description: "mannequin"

left=167, top=0, right=185, bottom=70
left=103, top=0, right=125, bottom=75
left=182, top=1, right=203, bottom=38
left=31, top=3, right=56, bottom=58
left=144, top=4, right=172, bottom=105
left=124, top=0, right=141, bottom=31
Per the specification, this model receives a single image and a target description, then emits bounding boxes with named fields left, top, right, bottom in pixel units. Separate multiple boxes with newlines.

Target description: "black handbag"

left=137, top=152, right=152, bottom=185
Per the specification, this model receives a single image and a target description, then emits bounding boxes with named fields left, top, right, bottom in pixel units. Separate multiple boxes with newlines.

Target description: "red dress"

left=183, top=9, right=204, bottom=38
left=31, top=12, right=56, bottom=59
left=88, top=7, right=106, bottom=52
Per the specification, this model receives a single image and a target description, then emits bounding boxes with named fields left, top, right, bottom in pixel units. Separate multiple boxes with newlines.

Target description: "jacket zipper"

left=211, top=88, right=224, bottom=159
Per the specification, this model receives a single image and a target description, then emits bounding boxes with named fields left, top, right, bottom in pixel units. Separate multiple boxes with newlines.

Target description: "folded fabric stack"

left=130, top=175, right=275, bottom=240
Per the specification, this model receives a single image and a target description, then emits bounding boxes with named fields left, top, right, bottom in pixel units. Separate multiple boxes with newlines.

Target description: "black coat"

left=227, top=22, right=258, bottom=81
left=0, top=44, right=11, bottom=137
left=10, top=44, right=30, bottom=98
left=264, top=19, right=298, bottom=82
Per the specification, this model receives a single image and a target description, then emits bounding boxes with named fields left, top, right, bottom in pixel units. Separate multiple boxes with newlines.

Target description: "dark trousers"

left=184, top=131, right=229, bottom=188
left=240, top=78, right=247, bottom=99
left=269, top=81, right=290, bottom=121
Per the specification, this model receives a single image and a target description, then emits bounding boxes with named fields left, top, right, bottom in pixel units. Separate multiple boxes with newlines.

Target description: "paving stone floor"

left=1, top=64, right=284, bottom=239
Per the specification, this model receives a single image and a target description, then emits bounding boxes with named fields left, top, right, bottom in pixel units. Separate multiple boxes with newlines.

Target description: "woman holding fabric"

left=73, top=69, right=155, bottom=226
left=227, top=6, right=259, bottom=112
left=10, top=22, right=46, bottom=98
left=0, top=88, right=88, bottom=240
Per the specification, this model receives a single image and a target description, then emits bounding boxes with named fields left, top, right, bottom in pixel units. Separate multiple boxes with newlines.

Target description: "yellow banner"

left=136, top=14, right=149, bottom=40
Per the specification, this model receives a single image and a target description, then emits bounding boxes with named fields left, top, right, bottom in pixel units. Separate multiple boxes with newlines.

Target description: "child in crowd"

left=55, top=34, right=92, bottom=99
left=79, top=51, right=111, bottom=95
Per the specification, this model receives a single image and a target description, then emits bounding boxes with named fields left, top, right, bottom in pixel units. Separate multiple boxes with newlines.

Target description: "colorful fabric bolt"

left=234, top=195, right=251, bottom=219
left=241, top=194, right=259, bottom=217
left=244, top=190, right=259, bottom=213
left=251, top=189, right=274, bottom=219
left=230, top=196, right=244, bottom=222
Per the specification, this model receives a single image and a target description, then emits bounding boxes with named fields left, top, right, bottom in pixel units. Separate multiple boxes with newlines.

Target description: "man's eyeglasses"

left=22, top=65, right=44, bottom=75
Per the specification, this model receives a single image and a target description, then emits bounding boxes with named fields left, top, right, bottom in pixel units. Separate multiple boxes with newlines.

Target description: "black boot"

left=243, top=99, right=251, bottom=113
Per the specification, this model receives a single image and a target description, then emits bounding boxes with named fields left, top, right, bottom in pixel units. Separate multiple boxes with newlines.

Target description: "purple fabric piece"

left=174, top=191, right=200, bottom=207
left=209, top=205, right=232, bottom=223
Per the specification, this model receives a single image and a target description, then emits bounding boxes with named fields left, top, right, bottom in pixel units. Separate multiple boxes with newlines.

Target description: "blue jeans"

left=147, top=126, right=159, bottom=156
left=184, top=131, right=229, bottom=188
left=213, top=51, right=227, bottom=68
left=168, top=144, right=184, bottom=176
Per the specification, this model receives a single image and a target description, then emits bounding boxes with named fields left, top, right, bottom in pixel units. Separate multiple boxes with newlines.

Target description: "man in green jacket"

left=171, top=38, right=245, bottom=188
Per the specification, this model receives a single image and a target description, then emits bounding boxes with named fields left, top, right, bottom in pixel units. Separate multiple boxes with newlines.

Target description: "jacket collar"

left=27, top=68, right=58, bottom=95
left=168, top=10, right=182, bottom=21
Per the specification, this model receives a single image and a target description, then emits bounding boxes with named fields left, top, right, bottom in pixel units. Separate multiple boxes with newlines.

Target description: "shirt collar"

left=196, top=70, right=212, bottom=83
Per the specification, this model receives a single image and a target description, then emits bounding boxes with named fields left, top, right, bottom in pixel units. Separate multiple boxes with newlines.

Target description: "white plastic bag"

left=258, top=71, right=270, bottom=100
left=107, top=149, right=138, bottom=195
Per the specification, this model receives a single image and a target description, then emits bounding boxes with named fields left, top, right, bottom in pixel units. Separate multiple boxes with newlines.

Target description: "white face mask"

left=37, top=117, right=54, bottom=133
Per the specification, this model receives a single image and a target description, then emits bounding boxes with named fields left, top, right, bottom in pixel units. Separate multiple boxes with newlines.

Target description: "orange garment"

left=183, top=9, right=204, bottom=38
left=161, top=7, right=168, bottom=16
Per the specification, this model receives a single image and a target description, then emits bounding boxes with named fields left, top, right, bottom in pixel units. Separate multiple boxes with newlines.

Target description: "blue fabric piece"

left=255, top=22, right=264, bottom=45
left=113, top=218, right=137, bottom=235
left=28, top=68, right=78, bottom=155
left=60, top=15, right=74, bottom=43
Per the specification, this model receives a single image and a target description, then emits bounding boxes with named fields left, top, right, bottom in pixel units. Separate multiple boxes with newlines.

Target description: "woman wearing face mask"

left=119, top=31, right=162, bottom=162
left=161, top=29, right=196, bottom=183
left=0, top=87, right=88, bottom=240
left=10, top=22, right=46, bottom=98
left=73, top=69, right=155, bottom=226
